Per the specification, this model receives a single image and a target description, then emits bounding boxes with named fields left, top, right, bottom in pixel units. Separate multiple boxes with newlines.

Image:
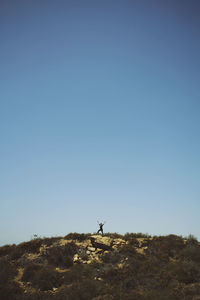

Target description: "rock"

left=113, top=238, right=126, bottom=245
left=88, top=246, right=96, bottom=252
left=90, top=235, right=113, bottom=250
left=112, top=245, right=118, bottom=250
left=117, top=263, right=123, bottom=269
left=73, top=254, right=79, bottom=263
left=96, top=248, right=103, bottom=254
left=94, top=276, right=102, bottom=281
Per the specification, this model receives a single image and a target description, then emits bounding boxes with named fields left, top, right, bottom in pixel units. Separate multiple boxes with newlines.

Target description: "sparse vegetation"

left=0, top=256, right=17, bottom=284
left=44, top=242, right=77, bottom=267
left=0, top=232, right=200, bottom=299
left=103, top=232, right=123, bottom=239
left=124, top=232, right=151, bottom=239
left=22, top=263, right=63, bottom=291
left=64, top=233, right=90, bottom=241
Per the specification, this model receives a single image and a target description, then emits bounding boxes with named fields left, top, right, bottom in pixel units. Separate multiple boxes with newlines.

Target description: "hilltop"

left=1, top=233, right=200, bottom=300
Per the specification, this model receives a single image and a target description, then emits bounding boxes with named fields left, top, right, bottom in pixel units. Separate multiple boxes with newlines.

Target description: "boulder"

left=73, top=254, right=79, bottom=263
left=90, top=235, right=113, bottom=250
left=87, top=246, right=96, bottom=252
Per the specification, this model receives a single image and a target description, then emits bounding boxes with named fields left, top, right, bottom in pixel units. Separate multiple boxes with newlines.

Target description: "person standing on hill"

left=97, top=221, right=105, bottom=235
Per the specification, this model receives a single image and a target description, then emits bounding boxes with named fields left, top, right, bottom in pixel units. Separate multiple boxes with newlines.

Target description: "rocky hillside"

left=1, top=233, right=200, bottom=300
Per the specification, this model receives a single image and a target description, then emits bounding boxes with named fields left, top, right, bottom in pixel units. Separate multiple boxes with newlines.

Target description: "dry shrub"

left=104, top=232, right=123, bottom=239
left=141, top=289, right=180, bottom=300
left=9, top=239, right=43, bottom=260
left=119, top=243, right=138, bottom=257
left=186, top=234, right=198, bottom=245
left=4, top=237, right=62, bottom=261
left=92, top=296, right=115, bottom=300
left=0, top=281, right=23, bottom=300
left=41, top=236, right=61, bottom=246
left=0, top=244, right=16, bottom=257
left=62, top=264, right=95, bottom=285
left=124, top=232, right=151, bottom=239
left=22, top=263, right=63, bottom=291
left=164, top=260, right=200, bottom=284
left=64, top=233, right=90, bottom=241
left=22, top=291, right=53, bottom=300
left=147, top=235, right=185, bottom=258
left=0, top=256, right=23, bottom=299
left=56, top=279, right=104, bottom=300
left=0, top=256, right=17, bottom=284
left=182, top=282, right=200, bottom=298
left=45, top=242, right=77, bottom=267
left=101, top=251, right=121, bottom=264
left=180, top=244, right=200, bottom=263
left=102, top=268, right=121, bottom=284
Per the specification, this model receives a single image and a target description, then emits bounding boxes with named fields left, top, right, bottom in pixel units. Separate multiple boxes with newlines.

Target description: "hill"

left=1, top=233, right=200, bottom=300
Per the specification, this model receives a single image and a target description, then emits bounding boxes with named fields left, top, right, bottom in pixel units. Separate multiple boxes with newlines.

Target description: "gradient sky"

left=0, top=0, right=200, bottom=245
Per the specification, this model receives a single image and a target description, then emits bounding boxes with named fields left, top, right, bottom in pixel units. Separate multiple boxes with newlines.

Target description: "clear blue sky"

left=0, top=0, right=200, bottom=245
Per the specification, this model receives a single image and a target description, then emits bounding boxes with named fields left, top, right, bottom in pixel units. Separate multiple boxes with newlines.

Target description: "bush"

left=0, top=281, right=23, bottom=300
left=124, top=232, right=151, bottom=239
left=22, top=291, right=53, bottom=300
left=103, top=233, right=123, bottom=239
left=15, top=239, right=43, bottom=255
left=141, top=289, right=181, bottom=300
left=119, top=244, right=138, bottom=257
left=7, top=237, right=62, bottom=260
left=0, top=244, right=16, bottom=257
left=22, top=264, right=63, bottom=291
left=101, top=251, right=121, bottom=264
left=164, top=260, right=200, bottom=284
left=9, top=246, right=24, bottom=260
left=102, top=268, right=123, bottom=284
left=180, top=244, right=200, bottom=263
left=62, top=264, right=95, bottom=285
left=147, top=235, right=185, bottom=258
left=0, top=257, right=17, bottom=284
left=186, top=234, right=199, bottom=245
left=8, top=239, right=43, bottom=260
left=41, top=236, right=62, bottom=245
left=45, top=242, right=77, bottom=267
left=64, top=233, right=90, bottom=241
left=56, top=279, right=104, bottom=300
left=123, top=233, right=140, bottom=246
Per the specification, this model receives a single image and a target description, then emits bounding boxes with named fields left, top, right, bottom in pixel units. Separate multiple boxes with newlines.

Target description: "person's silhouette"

left=97, top=221, right=105, bottom=235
